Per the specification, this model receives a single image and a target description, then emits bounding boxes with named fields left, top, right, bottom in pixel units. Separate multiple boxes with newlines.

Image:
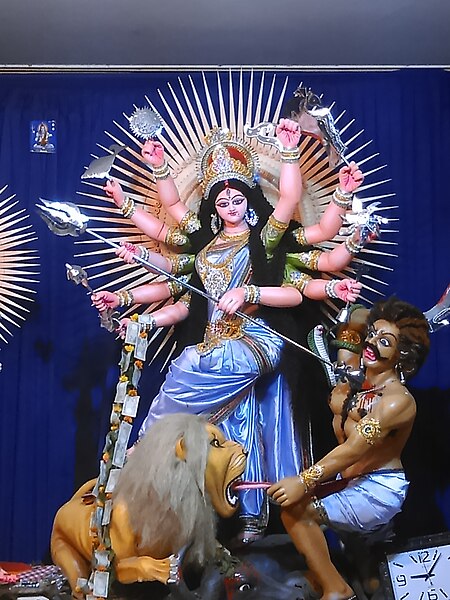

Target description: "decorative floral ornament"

left=198, top=128, right=259, bottom=199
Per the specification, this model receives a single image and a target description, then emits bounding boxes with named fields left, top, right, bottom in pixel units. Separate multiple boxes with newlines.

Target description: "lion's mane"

left=114, top=414, right=217, bottom=566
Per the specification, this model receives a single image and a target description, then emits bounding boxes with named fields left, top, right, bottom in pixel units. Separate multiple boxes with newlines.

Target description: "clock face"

left=387, top=544, right=450, bottom=600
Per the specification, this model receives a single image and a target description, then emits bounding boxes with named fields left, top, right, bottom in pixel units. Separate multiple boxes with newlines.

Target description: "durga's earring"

left=211, top=213, right=221, bottom=234
left=245, top=207, right=259, bottom=227
left=396, top=363, right=406, bottom=385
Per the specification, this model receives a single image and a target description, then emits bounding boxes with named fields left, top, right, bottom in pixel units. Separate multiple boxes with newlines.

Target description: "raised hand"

left=141, top=140, right=165, bottom=168
left=334, top=279, right=362, bottom=303
left=338, top=161, right=364, bottom=194
left=104, top=179, right=126, bottom=208
left=91, top=290, right=119, bottom=312
left=276, top=118, right=301, bottom=149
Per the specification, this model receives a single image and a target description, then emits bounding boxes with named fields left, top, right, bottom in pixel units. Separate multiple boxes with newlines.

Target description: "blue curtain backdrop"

left=0, top=69, right=449, bottom=561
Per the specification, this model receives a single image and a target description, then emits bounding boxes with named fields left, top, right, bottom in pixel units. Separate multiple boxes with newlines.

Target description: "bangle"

left=344, top=236, right=364, bottom=255
left=152, top=161, right=170, bottom=180
left=292, top=226, right=308, bottom=246
left=243, top=284, right=261, bottom=304
left=332, top=187, right=353, bottom=210
left=280, top=147, right=300, bottom=163
left=115, top=290, right=135, bottom=307
left=298, top=464, right=324, bottom=493
left=325, top=279, right=339, bottom=299
left=121, top=196, right=136, bottom=218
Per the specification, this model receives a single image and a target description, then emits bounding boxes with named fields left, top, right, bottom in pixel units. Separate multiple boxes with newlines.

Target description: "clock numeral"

left=396, top=574, right=408, bottom=587
left=418, top=551, right=431, bottom=563
left=427, top=590, right=438, bottom=600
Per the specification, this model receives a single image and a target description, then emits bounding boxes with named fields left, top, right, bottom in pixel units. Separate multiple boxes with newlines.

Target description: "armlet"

left=165, top=226, right=190, bottom=249
left=179, top=210, right=201, bottom=234
left=260, top=214, right=289, bottom=257
left=283, top=264, right=312, bottom=293
left=356, top=417, right=382, bottom=445
left=286, top=250, right=322, bottom=271
left=166, top=253, right=195, bottom=275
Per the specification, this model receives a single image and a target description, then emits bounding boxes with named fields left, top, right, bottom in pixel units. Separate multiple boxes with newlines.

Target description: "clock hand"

left=424, top=553, right=441, bottom=581
left=410, top=573, right=430, bottom=580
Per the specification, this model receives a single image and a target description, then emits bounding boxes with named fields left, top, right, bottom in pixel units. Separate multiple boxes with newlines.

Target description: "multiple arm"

left=301, top=162, right=364, bottom=245
left=272, top=119, right=302, bottom=224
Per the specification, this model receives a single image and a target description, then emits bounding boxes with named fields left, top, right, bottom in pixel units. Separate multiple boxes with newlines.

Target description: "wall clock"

left=380, top=531, right=450, bottom=600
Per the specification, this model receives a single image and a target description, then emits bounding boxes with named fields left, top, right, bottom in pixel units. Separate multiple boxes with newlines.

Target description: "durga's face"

left=214, top=187, right=248, bottom=228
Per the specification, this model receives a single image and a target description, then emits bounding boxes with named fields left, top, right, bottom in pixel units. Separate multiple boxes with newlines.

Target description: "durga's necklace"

left=196, top=231, right=250, bottom=298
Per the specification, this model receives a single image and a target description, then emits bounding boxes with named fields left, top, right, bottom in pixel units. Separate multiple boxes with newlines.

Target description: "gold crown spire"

left=197, top=128, right=259, bottom=198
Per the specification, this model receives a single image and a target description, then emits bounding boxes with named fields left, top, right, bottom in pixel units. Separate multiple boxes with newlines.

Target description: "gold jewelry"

left=167, top=275, right=189, bottom=297
left=165, top=226, right=189, bottom=247
left=152, top=161, right=170, bottom=180
left=330, top=324, right=363, bottom=353
left=332, top=187, right=353, bottom=209
left=167, top=253, right=195, bottom=275
left=198, top=128, right=258, bottom=198
left=196, top=231, right=249, bottom=298
left=115, top=290, right=135, bottom=307
left=298, top=464, right=324, bottom=493
left=285, top=271, right=311, bottom=293
left=344, top=235, right=364, bottom=255
left=197, top=316, right=244, bottom=354
left=121, top=196, right=136, bottom=218
left=218, top=229, right=250, bottom=242
left=292, top=226, right=308, bottom=246
left=267, top=214, right=289, bottom=232
left=356, top=417, right=382, bottom=445
left=243, top=284, right=261, bottom=304
left=179, top=210, right=201, bottom=234
left=280, top=147, right=300, bottom=163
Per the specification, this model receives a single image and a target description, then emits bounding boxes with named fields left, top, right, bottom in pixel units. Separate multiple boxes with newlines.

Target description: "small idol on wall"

left=30, top=120, right=56, bottom=153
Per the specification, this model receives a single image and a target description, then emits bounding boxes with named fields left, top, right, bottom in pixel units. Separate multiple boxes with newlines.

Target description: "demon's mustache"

left=364, top=342, right=384, bottom=361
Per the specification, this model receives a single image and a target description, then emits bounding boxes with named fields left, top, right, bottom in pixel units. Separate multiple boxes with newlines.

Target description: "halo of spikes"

left=76, top=71, right=397, bottom=364
left=0, top=185, right=39, bottom=344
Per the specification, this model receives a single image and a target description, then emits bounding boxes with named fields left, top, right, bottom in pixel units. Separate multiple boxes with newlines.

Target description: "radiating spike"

left=262, top=74, right=276, bottom=122
left=165, top=82, right=200, bottom=156
left=148, top=327, right=176, bottom=365
left=253, top=72, right=265, bottom=126
left=159, top=339, right=178, bottom=372
left=337, top=118, right=355, bottom=136
left=343, top=131, right=365, bottom=151
left=202, top=71, right=219, bottom=128
left=214, top=72, right=226, bottom=130
left=244, top=70, right=255, bottom=127
left=188, top=75, right=211, bottom=135
left=236, top=70, right=245, bottom=137
left=227, top=70, right=236, bottom=132
left=358, top=179, right=391, bottom=192
left=175, top=77, right=204, bottom=149
left=345, top=140, right=373, bottom=161
left=154, top=89, right=192, bottom=162
left=271, top=76, right=289, bottom=124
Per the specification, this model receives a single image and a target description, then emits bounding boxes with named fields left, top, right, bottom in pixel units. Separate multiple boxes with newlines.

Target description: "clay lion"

left=51, top=414, right=247, bottom=596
